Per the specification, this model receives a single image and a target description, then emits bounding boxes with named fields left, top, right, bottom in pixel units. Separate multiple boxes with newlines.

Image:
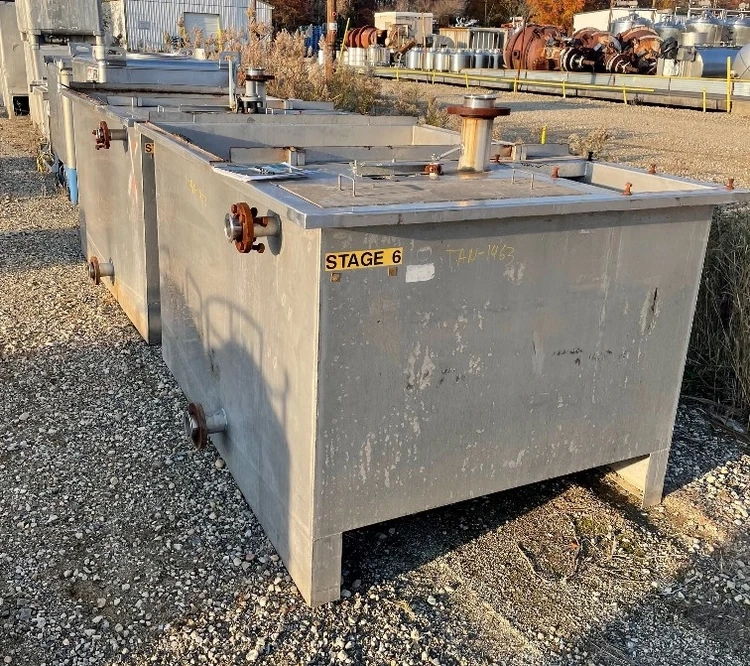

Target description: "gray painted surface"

left=139, top=118, right=748, bottom=607
left=0, top=3, right=28, bottom=117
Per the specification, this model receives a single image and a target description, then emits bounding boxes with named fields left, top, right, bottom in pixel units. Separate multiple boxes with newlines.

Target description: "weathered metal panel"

left=144, top=129, right=324, bottom=601
left=16, top=0, right=101, bottom=34
left=313, top=209, right=710, bottom=536
left=123, top=0, right=271, bottom=51
left=0, top=2, right=28, bottom=117
left=70, top=95, right=160, bottom=342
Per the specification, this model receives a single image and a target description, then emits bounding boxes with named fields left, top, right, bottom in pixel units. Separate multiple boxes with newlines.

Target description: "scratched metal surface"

left=72, top=98, right=160, bottom=343
left=314, top=208, right=712, bottom=537
left=281, top=172, right=584, bottom=208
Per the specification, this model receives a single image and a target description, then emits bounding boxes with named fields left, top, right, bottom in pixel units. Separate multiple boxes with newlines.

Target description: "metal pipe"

left=184, top=403, right=227, bottom=449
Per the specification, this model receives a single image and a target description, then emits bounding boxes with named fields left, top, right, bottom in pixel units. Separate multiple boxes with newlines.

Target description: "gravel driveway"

left=1, top=99, right=749, bottom=666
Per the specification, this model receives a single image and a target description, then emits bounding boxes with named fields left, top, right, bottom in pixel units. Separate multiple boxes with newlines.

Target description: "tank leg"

left=296, top=532, right=343, bottom=607
left=608, top=449, right=669, bottom=508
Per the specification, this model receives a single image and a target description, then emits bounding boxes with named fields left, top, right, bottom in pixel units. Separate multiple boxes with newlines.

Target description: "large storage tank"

left=685, top=12, right=726, bottom=45
left=732, top=16, right=750, bottom=46
left=15, top=0, right=101, bottom=35
left=63, top=84, right=431, bottom=344
left=130, top=95, right=747, bottom=607
left=612, top=11, right=653, bottom=36
left=677, top=45, right=740, bottom=78
left=653, top=15, right=684, bottom=44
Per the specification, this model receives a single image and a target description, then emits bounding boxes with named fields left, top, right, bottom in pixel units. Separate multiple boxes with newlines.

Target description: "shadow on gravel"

left=342, top=476, right=570, bottom=592
left=0, top=156, right=56, bottom=199
left=0, top=228, right=83, bottom=272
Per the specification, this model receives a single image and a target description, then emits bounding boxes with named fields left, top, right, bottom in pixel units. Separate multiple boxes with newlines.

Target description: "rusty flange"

left=185, top=402, right=208, bottom=449
left=92, top=121, right=111, bottom=150
left=230, top=202, right=267, bottom=254
left=88, top=256, right=102, bottom=285
left=446, top=105, right=511, bottom=119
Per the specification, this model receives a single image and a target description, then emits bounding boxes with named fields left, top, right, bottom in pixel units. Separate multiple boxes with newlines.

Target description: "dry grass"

left=685, top=204, right=750, bottom=420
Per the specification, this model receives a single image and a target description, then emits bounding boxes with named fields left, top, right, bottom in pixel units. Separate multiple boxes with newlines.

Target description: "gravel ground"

left=1, top=99, right=750, bottom=666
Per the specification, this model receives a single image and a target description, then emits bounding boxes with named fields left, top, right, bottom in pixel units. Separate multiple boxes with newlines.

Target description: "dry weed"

left=685, top=204, right=750, bottom=419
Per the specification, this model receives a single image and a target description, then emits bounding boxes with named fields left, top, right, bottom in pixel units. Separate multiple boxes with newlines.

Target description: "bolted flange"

left=92, top=121, right=111, bottom=150
left=224, top=202, right=279, bottom=254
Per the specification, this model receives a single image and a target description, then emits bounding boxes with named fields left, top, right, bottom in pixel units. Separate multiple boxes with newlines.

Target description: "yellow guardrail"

left=375, top=67, right=737, bottom=113
left=376, top=68, right=656, bottom=96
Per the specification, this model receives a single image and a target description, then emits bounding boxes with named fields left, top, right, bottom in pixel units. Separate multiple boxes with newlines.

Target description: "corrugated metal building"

left=113, top=0, right=273, bottom=51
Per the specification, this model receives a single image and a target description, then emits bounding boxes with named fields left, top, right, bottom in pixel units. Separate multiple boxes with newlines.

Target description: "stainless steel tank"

left=680, top=45, right=740, bottom=77
left=367, top=45, right=388, bottom=66
left=423, top=48, right=436, bottom=70
left=137, top=111, right=748, bottom=609
left=434, top=48, right=451, bottom=72
left=732, top=17, right=750, bottom=46
left=653, top=16, right=684, bottom=43
left=681, top=30, right=711, bottom=47
left=473, top=49, right=491, bottom=68
left=450, top=49, right=473, bottom=72
left=612, top=11, right=653, bottom=36
left=686, top=12, right=726, bottom=45
left=345, top=47, right=366, bottom=67
left=405, top=47, right=423, bottom=70
left=15, top=0, right=102, bottom=35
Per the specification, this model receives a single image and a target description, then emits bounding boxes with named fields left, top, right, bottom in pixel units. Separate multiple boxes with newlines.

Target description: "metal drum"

left=423, top=48, right=436, bottom=71
left=367, top=45, right=388, bottom=66
left=434, top=48, right=451, bottom=72
left=405, top=47, right=423, bottom=70
left=473, top=49, right=491, bottom=68
left=450, top=49, right=472, bottom=72
left=491, top=48, right=504, bottom=68
left=345, top=47, right=366, bottom=67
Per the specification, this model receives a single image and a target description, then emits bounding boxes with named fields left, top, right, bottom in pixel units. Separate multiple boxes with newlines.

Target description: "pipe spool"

left=446, top=94, right=511, bottom=173
left=225, top=202, right=279, bottom=254
left=92, top=121, right=127, bottom=150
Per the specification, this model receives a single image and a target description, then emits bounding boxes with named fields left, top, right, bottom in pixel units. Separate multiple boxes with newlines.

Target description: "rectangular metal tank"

left=64, top=86, right=435, bottom=344
left=0, top=2, right=28, bottom=118
left=140, top=115, right=748, bottom=606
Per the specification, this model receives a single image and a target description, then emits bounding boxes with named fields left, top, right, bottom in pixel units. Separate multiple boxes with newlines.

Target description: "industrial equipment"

left=132, top=92, right=747, bottom=607
left=62, top=79, right=432, bottom=344
left=0, top=2, right=28, bottom=118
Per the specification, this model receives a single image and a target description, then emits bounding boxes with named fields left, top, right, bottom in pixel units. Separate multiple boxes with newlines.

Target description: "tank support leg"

left=297, top=532, right=343, bottom=607
left=608, top=449, right=669, bottom=507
